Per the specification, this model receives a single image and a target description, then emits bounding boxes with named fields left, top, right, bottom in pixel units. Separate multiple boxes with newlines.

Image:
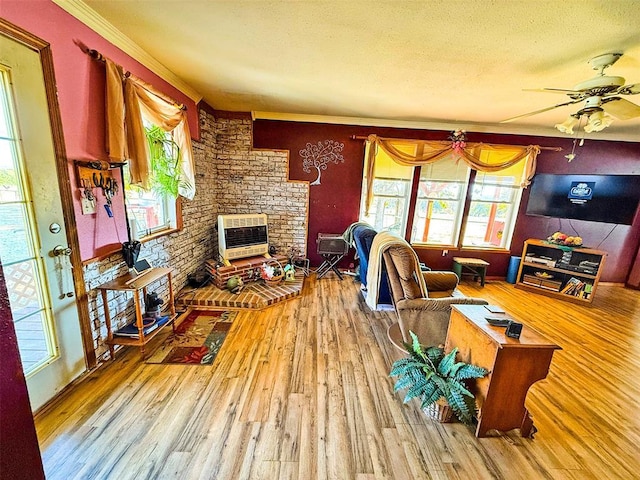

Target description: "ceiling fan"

left=501, top=53, right=640, bottom=133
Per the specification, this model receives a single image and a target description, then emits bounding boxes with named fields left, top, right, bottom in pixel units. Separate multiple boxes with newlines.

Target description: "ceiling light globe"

left=584, top=110, right=614, bottom=133
left=555, top=115, right=579, bottom=134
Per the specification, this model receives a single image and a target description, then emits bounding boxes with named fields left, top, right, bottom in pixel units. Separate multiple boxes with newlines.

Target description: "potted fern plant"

left=390, top=331, right=488, bottom=425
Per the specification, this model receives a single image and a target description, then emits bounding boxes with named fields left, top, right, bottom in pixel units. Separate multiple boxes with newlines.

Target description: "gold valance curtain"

left=364, top=134, right=540, bottom=215
left=105, top=59, right=196, bottom=200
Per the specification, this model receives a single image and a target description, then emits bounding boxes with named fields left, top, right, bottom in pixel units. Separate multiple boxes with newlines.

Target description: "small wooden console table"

left=97, top=267, right=176, bottom=359
left=445, top=304, right=560, bottom=437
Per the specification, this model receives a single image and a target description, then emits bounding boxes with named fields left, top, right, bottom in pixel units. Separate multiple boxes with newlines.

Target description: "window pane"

left=122, top=123, right=178, bottom=239
left=5, top=259, right=45, bottom=320
left=472, top=180, right=517, bottom=202
left=412, top=199, right=460, bottom=244
left=125, top=182, right=170, bottom=234
left=0, top=203, right=32, bottom=264
left=0, top=139, right=23, bottom=201
left=0, top=79, right=10, bottom=138
left=463, top=151, right=526, bottom=249
left=361, top=180, right=410, bottom=236
left=13, top=309, right=52, bottom=373
left=4, top=260, right=54, bottom=374
left=372, top=178, right=410, bottom=197
left=419, top=180, right=462, bottom=200
left=463, top=194, right=521, bottom=248
left=359, top=141, right=414, bottom=236
left=410, top=156, right=470, bottom=245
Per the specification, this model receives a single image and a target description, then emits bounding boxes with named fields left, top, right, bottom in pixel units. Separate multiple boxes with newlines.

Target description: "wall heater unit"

left=218, top=213, right=269, bottom=261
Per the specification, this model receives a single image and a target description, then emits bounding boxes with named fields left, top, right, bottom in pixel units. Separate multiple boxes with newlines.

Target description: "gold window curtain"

left=105, top=59, right=196, bottom=200
left=364, top=134, right=539, bottom=216
left=105, top=59, right=127, bottom=162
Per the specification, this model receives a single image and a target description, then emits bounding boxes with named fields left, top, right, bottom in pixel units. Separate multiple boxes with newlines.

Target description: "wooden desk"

left=97, top=267, right=176, bottom=359
left=445, top=305, right=560, bottom=437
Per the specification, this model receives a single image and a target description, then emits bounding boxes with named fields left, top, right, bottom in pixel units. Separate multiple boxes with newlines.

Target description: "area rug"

left=146, top=310, right=236, bottom=365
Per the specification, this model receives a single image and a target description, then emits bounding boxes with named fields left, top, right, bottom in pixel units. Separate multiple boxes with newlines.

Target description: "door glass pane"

left=13, top=310, right=51, bottom=373
left=0, top=139, right=22, bottom=200
left=4, top=260, right=53, bottom=370
left=0, top=67, right=56, bottom=374
left=0, top=82, right=12, bottom=138
left=0, top=203, right=31, bottom=264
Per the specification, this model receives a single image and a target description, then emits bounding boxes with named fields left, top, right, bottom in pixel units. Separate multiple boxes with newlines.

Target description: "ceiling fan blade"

left=603, top=97, right=640, bottom=120
left=618, top=83, right=640, bottom=95
left=523, top=88, right=582, bottom=94
left=500, top=99, right=582, bottom=123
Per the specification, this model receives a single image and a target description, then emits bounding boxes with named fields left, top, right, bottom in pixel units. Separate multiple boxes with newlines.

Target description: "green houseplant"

left=390, top=331, right=488, bottom=425
left=145, top=125, right=185, bottom=198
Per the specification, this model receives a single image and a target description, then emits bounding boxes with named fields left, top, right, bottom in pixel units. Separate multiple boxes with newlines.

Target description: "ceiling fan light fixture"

left=584, top=109, right=613, bottom=133
left=555, top=115, right=580, bottom=134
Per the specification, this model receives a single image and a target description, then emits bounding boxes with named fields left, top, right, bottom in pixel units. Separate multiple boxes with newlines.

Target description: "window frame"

left=121, top=125, right=183, bottom=242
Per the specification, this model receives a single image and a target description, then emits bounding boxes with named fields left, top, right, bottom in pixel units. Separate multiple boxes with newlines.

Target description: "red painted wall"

left=254, top=120, right=640, bottom=283
left=0, top=0, right=200, bottom=261
left=0, top=265, right=45, bottom=480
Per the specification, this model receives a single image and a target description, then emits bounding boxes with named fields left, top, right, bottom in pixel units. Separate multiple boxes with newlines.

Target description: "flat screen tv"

left=526, top=174, right=640, bottom=225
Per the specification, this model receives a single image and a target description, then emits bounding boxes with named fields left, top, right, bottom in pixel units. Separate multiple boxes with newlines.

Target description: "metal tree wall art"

left=300, top=140, right=345, bottom=185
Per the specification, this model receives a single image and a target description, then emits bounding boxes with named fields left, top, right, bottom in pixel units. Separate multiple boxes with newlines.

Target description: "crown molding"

left=52, top=0, right=202, bottom=103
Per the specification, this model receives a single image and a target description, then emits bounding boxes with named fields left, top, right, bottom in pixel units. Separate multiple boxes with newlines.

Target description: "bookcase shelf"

left=515, top=239, right=607, bottom=305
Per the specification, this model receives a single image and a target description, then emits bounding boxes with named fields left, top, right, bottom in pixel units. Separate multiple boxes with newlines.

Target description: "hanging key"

left=84, top=183, right=95, bottom=202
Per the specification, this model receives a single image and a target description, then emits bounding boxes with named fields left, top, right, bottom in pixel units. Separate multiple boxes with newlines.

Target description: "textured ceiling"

left=81, top=0, right=640, bottom=141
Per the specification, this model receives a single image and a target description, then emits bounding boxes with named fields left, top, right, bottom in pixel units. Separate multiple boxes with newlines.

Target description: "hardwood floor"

left=35, top=275, right=640, bottom=479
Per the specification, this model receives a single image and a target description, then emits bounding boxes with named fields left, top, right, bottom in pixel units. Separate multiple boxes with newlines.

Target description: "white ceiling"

left=76, top=0, right=640, bottom=141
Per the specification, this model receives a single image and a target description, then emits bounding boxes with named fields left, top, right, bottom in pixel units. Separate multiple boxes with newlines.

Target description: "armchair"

left=382, top=241, right=488, bottom=351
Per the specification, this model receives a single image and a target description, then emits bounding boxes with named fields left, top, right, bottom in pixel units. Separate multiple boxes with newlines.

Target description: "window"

left=359, top=142, right=414, bottom=236
left=462, top=149, right=527, bottom=249
left=123, top=124, right=180, bottom=238
left=360, top=142, right=528, bottom=250
left=410, top=156, right=470, bottom=246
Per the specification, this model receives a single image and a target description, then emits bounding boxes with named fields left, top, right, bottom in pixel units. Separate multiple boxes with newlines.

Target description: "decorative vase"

left=423, top=398, right=454, bottom=423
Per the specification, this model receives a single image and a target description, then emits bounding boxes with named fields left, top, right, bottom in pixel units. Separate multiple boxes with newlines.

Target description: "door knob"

left=52, top=245, right=72, bottom=256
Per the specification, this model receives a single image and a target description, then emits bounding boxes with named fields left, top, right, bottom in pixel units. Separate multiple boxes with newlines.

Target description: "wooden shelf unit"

left=515, top=239, right=606, bottom=304
left=97, top=267, right=177, bottom=359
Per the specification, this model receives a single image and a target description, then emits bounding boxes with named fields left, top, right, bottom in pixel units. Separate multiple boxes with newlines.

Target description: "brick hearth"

left=177, top=277, right=304, bottom=310
left=206, top=254, right=290, bottom=289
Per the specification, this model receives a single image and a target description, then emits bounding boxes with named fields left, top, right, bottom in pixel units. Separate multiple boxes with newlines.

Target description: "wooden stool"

left=452, top=257, right=490, bottom=286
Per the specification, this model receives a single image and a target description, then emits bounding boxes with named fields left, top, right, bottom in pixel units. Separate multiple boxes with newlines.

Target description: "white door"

left=0, top=34, right=86, bottom=411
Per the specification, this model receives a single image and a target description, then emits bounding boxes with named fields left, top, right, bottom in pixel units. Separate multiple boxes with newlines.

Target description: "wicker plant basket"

left=262, top=259, right=284, bottom=287
left=423, top=398, right=454, bottom=423
left=264, top=274, right=284, bottom=287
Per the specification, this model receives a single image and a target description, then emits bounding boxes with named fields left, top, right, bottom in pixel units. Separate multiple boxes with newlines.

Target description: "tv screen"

left=526, top=174, right=640, bottom=225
